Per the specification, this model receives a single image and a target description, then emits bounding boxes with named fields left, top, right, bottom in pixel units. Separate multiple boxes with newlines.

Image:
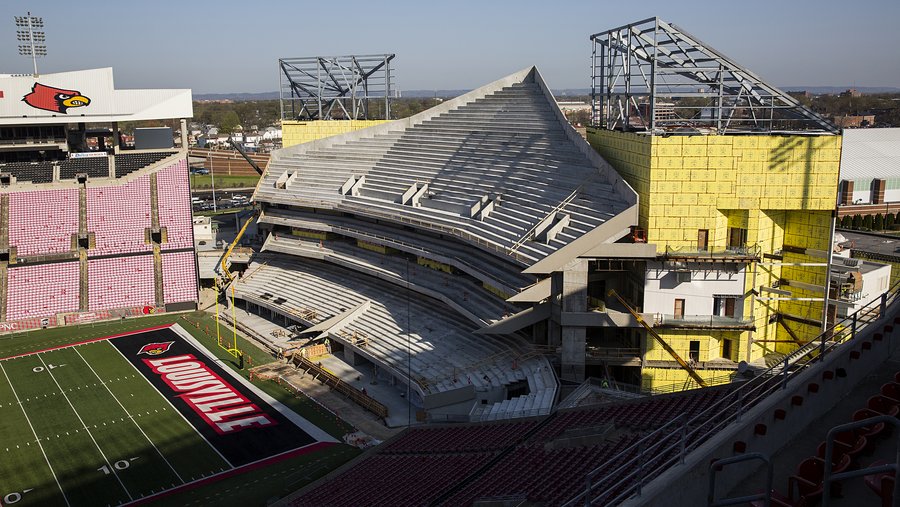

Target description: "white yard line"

left=0, top=361, right=71, bottom=507
left=73, top=346, right=185, bottom=484
left=36, top=353, right=134, bottom=502
left=105, top=340, right=234, bottom=469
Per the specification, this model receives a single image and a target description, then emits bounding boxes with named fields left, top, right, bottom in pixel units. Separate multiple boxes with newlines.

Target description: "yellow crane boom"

left=607, top=289, right=708, bottom=388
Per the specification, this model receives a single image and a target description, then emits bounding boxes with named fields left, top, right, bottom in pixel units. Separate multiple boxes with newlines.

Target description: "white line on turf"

left=0, top=361, right=71, bottom=507
left=36, top=353, right=134, bottom=502
left=72, top=346, right=185, bottom=485
left=104, top=340, right=234, bottom=469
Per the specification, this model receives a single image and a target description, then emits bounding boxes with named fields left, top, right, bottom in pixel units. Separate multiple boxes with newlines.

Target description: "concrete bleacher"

left=230, top=254, right=556, bottom=420
left=261, top=233, right=519, bottom=325
left=256, top=66, right=636, bottom=267
left=259, top=207, right=534, bottom=296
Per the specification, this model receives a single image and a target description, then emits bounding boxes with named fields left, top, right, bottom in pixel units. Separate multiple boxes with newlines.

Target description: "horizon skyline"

left=1, top=1, right=898, bottom=95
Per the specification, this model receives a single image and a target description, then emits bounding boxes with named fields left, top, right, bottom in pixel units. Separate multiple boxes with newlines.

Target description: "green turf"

left=160, top=444, right=361, bottom=507
left=0, top=340, right=231, bottom=506
left=0, top=313, right=361, bottom=506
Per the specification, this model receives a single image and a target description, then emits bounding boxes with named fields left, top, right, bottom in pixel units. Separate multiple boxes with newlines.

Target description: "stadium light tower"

left=15, top=12, right=46, bottom=76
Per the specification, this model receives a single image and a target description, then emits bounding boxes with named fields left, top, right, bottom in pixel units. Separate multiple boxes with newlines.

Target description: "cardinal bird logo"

left=138, top=341, right=175, bottom=356
left=22, top=83, right=91, bottom=114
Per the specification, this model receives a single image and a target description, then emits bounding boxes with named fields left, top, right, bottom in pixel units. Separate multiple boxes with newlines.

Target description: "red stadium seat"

left=868, top=395, right=900, bottom=417
left=881, top=382, right=900, bottom=401
left=853, top=409, right=890, bottom=442
left=864, top=460, right=895, bottom=507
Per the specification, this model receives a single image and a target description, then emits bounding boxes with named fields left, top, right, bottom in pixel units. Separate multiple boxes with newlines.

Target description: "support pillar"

left=559, top=259, right=588, bottom=382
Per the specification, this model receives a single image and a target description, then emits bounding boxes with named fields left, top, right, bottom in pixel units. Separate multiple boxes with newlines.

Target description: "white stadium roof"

left=840, top=128, right=900, bottom=181
left=0, top=68, right=192, bottom=125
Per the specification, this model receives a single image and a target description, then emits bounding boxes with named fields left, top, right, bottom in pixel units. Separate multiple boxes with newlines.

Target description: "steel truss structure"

left=279, top=54, right=395, bottom=121
left=590, top=17, right=838, bottom=134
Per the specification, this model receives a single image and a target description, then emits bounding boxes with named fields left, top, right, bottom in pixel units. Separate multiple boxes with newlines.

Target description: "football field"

left=0, top=324, right=335, bottom=506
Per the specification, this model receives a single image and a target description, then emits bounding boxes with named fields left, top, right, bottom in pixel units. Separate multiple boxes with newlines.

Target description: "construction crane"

left=607, top=289, right=708, bottom=388
left=212, top=137, right=265, bottom=366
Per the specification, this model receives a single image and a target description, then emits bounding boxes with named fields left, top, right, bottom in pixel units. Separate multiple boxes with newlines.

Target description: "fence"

left=292, top=354, right=389, bottom=419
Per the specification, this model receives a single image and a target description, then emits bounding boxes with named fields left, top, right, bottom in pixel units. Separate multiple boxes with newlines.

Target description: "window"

left=674, top=299, right=685, bottom=319
left=728, top=227, right=747, bottom=249
left=698, top=229, right=709, bottom=251
left=713, top=296, right=738, bottom=318
left=689, top=341, right=700, bottom=363
left=722, top=339, right=733, bottom=361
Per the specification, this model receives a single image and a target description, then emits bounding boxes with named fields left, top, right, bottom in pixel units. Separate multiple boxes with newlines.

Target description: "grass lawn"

left=190, top=174, right=259, bottom=190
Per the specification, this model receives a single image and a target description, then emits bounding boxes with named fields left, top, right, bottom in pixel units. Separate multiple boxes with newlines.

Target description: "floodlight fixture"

left=13, top=11, right=46, bottom=75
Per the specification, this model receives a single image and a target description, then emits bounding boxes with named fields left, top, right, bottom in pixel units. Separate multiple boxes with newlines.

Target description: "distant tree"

left=220, top=111, right=241, bottom=135
left=875, top=213, right=885, bottom=230
left=852, top=214, right=863, bottom=229
left=840, top=215, right=853, bottom=229
left=887, top=213, right=896, bottom=229
left=863, top=214, right=874, bottom=230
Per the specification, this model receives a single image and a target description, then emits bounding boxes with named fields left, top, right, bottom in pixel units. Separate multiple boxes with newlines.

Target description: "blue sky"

left=1, top=0, right=898, bottom=94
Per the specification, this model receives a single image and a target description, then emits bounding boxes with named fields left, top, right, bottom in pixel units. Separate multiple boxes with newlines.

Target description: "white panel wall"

left=643, top=261, right=747, bottom=318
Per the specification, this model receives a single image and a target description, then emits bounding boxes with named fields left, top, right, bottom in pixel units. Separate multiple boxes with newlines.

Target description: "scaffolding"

left=278, top=54, right=395, bottom=121
left=589, top=17, right=838, bottom=135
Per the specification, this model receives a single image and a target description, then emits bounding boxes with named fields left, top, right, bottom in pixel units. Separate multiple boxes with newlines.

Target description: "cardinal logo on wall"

left=22, top=83, right=90, bottom=113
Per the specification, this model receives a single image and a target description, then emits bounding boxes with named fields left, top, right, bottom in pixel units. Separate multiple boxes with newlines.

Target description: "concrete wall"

left=643, top=261, right=747, bottom=318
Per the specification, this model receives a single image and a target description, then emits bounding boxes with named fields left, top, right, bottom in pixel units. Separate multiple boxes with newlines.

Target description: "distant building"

left=833, top=114, right=876, bottom=128
left=840, top=88, right=863, bottom=98
left=838, top=127, right=900, bottom=205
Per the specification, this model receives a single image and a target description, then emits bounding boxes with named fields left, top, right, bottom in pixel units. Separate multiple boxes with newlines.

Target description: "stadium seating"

left=289, top=385, right=730, bottom=506
left=8, top=188, right=79, bottom=256
left=260, top=207, right=534, bottom=295
left=59, top=157, right=109, bottom=180
left=0, top=161, right=53, bottom=183
left=87, top=175, right=152, bottom=255
left=258, top=72, right=635, bottom=267
left=381, top=420, right=538, bottom=454
left=156, top=159, right=193, bottom=250
left=231, top=255, right=556, bottom=418
left=262, top=234, right=520, bottom=325
left=292, top=452, right=497, bottom=507
left=5, top=262, right=80, bottom=320
left=114, top=151, right=172, bottom=178
left=161, top=251, right=198, bottom=304
left=88, top=256, right=155, bottom=311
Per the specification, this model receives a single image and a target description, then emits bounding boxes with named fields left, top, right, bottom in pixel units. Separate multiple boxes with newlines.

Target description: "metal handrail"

left=707, top=453, right=772, bottom=507
left=821, top=415, right=900, bottom=507
left=564, top=279, right=900, bottom=506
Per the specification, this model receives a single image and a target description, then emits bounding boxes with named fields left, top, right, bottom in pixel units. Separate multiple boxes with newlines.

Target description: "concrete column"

left=560, top=259, right=588, bottom=382
left=344, top=347, right=359, bottom=366
left=112, top=122, right=120, bottom=154
left=180, top=119, right=189, bottom=149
